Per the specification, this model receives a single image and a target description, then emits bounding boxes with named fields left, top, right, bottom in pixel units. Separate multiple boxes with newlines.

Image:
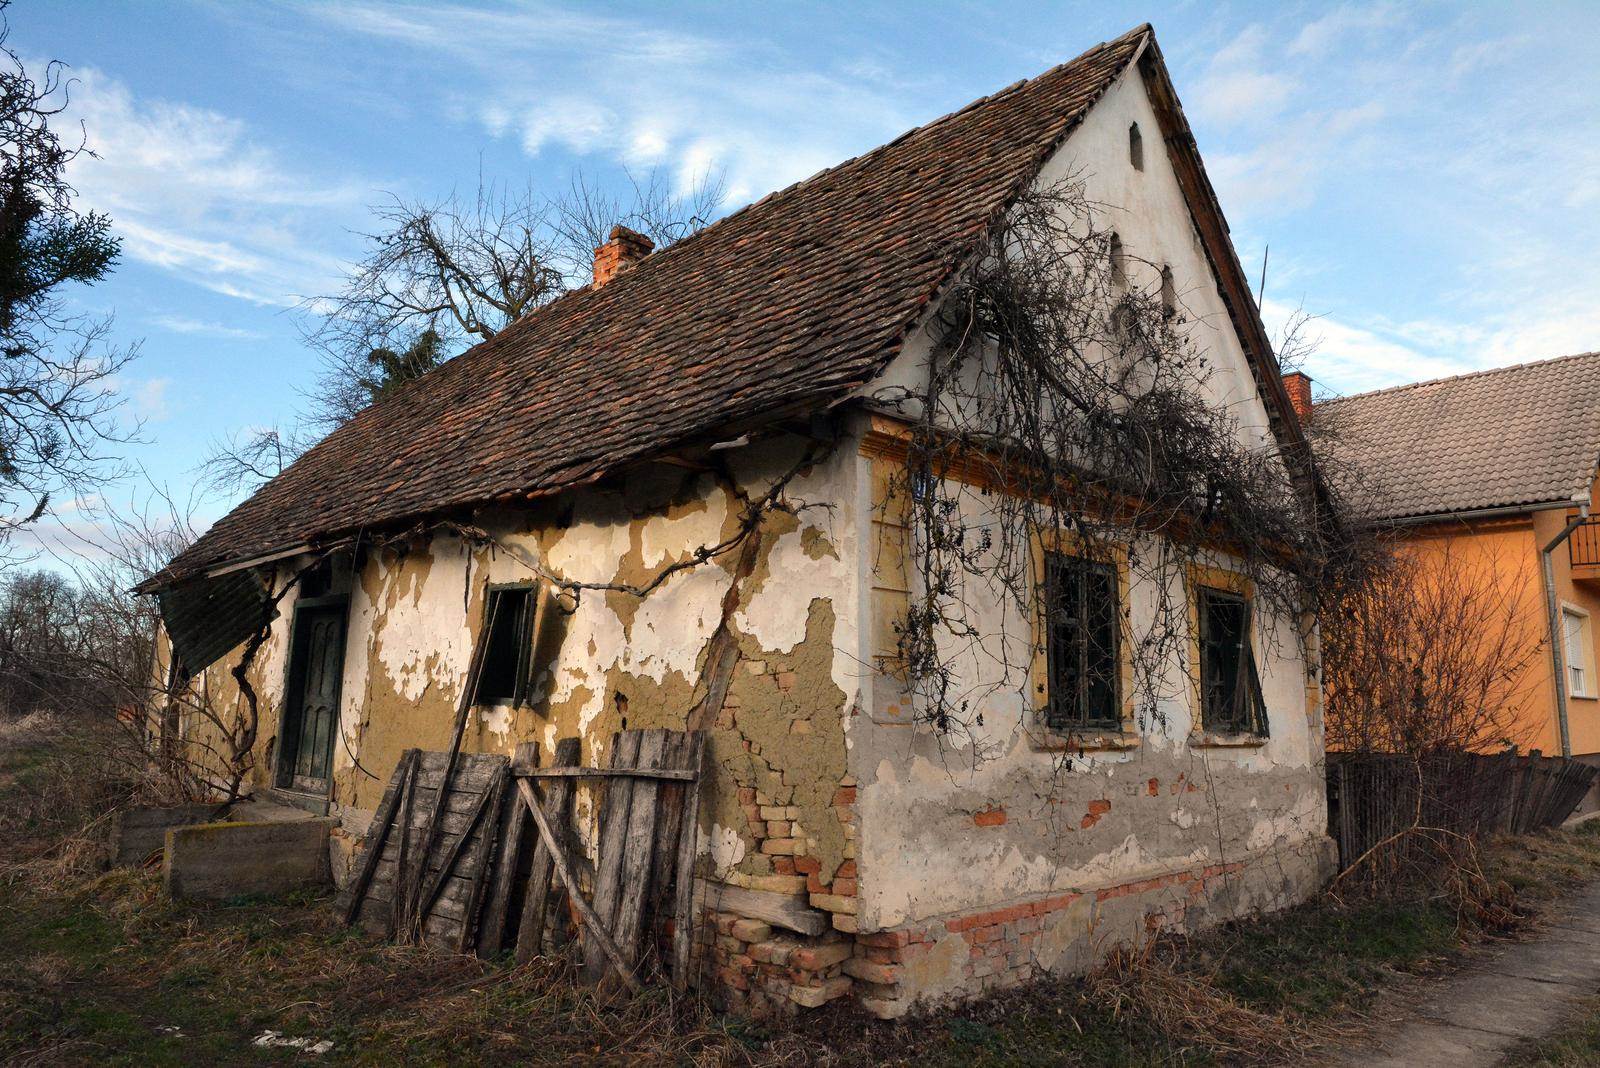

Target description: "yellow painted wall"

left=1382, top=481, right=1600, bottom=758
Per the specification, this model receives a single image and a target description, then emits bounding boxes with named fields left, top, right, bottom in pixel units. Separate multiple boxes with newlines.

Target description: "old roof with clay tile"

left=1316, top=351, right=1600, bottom=522
left=147, top=23, right=1306, bottom=589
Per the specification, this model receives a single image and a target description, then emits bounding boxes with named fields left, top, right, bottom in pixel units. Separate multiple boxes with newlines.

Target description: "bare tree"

left=1322, top=537, right=1542, bottom=755
left=0, top=2, right=135, bottom=556
left=199, top=168, right=725, bottom=496
left=299, top=167, right=724, bottom=434
left=196, top=422, right=313, bottom=499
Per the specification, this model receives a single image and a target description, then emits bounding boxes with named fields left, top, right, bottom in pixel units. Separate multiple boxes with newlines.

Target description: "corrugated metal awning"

left=157, top=569, right=274, bottom=677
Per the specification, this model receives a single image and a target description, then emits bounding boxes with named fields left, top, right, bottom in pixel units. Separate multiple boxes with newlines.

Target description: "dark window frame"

left=473, top=583, right=540, bottom=708
left=1042, top=550, right=1123, bottom=733
left=1196, top=585, right=1269, bottom=737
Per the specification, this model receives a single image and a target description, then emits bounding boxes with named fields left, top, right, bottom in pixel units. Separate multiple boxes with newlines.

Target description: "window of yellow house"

left=1562, top=604, right=1596, bottom=700
left=1196, top=584, right=1269, bottom=737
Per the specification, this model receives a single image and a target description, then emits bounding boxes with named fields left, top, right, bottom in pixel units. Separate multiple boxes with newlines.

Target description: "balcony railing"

left=1570, top=512, right=1600, bottom=569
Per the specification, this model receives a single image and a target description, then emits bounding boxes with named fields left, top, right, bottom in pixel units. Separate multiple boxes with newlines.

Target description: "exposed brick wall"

left=697, top=910, right=855, bottom=1015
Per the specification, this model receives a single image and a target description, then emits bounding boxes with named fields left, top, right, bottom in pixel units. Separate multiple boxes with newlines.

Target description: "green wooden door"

left=279, top=602, right=346, bottom=795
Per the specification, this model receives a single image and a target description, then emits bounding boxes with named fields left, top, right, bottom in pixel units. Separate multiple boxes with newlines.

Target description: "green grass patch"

left=1509, top=996, right=1600, bottom=1067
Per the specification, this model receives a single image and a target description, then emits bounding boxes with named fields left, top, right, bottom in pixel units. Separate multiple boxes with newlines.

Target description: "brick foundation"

left=694, top=835, right=1334, bottom=1019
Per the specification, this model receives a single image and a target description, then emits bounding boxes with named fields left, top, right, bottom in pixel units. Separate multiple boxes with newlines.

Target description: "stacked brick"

left=696, top=912, right=856, bottom=1015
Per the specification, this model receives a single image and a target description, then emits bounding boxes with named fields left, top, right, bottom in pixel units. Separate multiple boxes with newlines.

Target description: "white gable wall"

left=841, top=63, right=1331, bottom=1011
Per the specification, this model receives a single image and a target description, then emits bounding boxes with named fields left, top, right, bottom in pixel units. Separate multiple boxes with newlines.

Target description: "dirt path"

left=1331, top=880, right=1600, bottom=1066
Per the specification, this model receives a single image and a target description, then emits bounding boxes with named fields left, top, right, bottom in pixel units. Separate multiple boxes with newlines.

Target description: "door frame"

left=272, top=593, right=350, bottom=809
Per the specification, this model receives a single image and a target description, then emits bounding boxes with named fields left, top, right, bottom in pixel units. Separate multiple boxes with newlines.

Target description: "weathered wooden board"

left=478, top=741, right=537, bottom=956
left=513, top=737, right=580, bottom=963
left=693, top=879, right=829, bottom=936
left=347, top=730, right=708, bottom=993
left=340, top=749, right=510, bottom=949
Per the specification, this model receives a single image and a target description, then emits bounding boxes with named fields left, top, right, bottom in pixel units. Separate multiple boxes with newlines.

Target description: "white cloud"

left=1287, top=5, right=1403, bottom=58
left=1262, top=299, right=1463, bottom=396
left=150, top=314, right=265, bottom=340
left=61, top=65, right=364, bottom=305
left=1187, top=26, right=1297, bottom=130
left=1266, top=279, right=1600, bottom=400
left=132, top=377, right=173, bottom=422
left=306, top=1, right=915, bottom=205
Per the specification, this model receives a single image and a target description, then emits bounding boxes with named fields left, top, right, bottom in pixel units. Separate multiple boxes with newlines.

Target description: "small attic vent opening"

left=1160, top=265, right=1176, bottom=319
left=1108, top=233, right=1126, bottom=286
left=1129, top=122, right=1144, bottom=171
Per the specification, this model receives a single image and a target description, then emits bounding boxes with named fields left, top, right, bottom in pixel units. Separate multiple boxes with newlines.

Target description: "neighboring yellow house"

left=1310, top=351, right=1600, bottom=763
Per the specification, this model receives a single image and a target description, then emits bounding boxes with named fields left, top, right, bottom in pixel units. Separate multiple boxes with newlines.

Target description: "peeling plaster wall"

left=851, top=460, right=1327, bottom=934
left=845, top=65, right=1331, bottom=950
left=170, top=433, right=864, bottom=892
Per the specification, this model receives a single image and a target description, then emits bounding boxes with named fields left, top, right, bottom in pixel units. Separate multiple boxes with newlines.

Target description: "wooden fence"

left=337, top=728, right=705, bottom=992
left=1326, top=751, right=1599, bottom=873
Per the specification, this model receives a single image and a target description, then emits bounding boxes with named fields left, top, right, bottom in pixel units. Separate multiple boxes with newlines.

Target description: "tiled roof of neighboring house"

left=146, top=23, right=1308, bottom=590
left=1316, top=351, right=1600, bottom=522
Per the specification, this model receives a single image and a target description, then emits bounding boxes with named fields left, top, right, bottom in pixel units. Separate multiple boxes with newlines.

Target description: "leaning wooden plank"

left=415, top=752, right=505, bottom=788
left=582, top=731, right=643, bottom=984
left=458, top=763, right=510, bottom=952
left=514, top=737, right=580, bottom=963
left=385, top=752, right=423, bottom=940
left=419, top=758, right=507, bottom=919
left=693, top=879, right=829, bottom=936
left=479, top=742, right=538, bottom=956
left=670, top=733, right=707, bottom=990
left=516, top=778, right=641, bottom=994
left=341, top=748, right=418, bottom=924
left=610, top=729, right=669, bottom=976
left=400, top=603, right=498, bottom=940
left=648, top=733, right=691, bottom=921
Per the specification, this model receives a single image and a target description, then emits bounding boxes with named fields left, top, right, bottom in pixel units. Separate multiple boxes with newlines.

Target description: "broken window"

left=1197, top=586, right=1268, bottom=736
left=1044, top=551, right=1121, bottom=732
left=474, top=584, right=540, bottom=707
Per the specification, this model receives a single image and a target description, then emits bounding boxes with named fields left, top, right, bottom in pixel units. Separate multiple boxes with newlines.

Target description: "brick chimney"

left=1281, top=371, right=1313, bottom=425
left=592, top=225, right=654, bottom=288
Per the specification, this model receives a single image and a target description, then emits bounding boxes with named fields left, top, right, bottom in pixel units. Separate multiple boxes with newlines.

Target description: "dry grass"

left=7, top=714, right=1600, bottom=1065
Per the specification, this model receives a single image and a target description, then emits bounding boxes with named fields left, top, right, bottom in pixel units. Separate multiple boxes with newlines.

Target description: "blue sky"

left=16, top=1, right=1600, bottom=555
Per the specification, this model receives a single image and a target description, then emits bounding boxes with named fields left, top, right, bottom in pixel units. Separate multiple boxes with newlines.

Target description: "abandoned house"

left=140, top=24, right=1335, bottom=1017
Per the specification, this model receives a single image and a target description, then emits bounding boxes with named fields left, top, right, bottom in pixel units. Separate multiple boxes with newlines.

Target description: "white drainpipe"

left=1542, top=502, right=1591, bottom=757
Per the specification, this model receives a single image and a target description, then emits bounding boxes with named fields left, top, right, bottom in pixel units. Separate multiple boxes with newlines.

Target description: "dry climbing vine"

left=871, top=177, right=1326, bottom=748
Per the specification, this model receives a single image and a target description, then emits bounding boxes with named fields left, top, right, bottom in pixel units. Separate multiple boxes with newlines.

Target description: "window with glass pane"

left=1044, top=552, right=1120, bottom=731
left=1564, top=608, right=1591, bottom=697
left=1198, top=586, right=1268, bottom=735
